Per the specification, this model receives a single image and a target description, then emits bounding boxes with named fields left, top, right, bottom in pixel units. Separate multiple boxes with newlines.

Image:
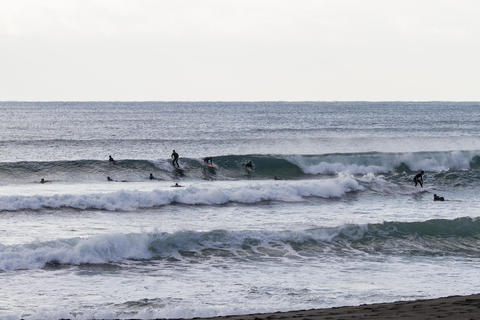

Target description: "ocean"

left=1, top=101, right=480, bottom=319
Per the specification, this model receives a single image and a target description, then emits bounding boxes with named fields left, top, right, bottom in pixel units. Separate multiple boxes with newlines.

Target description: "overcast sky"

left=0, top=0, right=479, bottom=101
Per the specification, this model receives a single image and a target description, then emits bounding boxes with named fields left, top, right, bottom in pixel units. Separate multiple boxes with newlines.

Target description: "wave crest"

left=0, top=150, right=479, bottom=184
left=0, top=177, right=362, bottom=211
left=2, top=217, right=480, bottom=271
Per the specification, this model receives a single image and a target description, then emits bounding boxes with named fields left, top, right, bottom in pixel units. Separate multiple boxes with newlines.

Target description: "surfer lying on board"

left=413, top=171, right=424, bottom=188
left=40, top=178, right=49, bottom=184
left=171, top=150, right=180, bottom=168
left=434, top=194, right=445, bottom=201
left=172, top=182, right=183, bottom=187
left=107, top=176, right=128, bottom=182
left=203, top=157, right=213, bottom=165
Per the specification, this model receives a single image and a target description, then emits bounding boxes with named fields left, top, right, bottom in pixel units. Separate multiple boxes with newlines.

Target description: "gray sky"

left=1, top=0, right=479, bottom=101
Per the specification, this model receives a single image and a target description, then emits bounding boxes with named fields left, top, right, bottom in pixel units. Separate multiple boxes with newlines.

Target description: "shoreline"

left=158, top=294, right=480, bottom=320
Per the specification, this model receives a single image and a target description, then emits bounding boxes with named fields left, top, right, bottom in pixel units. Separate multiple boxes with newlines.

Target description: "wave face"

left=2, top=217, right=479, bottom=271
left=0, top=150, right=479, bottom=184
left=0, top=177, right=362, bottom=211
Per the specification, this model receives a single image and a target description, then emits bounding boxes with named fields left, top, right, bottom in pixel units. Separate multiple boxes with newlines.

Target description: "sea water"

left=0, top=102, right=480, bottom=319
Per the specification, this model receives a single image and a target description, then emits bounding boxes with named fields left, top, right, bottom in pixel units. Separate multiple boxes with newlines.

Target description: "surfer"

left=413, top=170, right=424, bottom=188
left=172, top=182, right=183, bottom=187
left=171, top=150, right=179, bottom=168
left=434, top=194, right=445, bottom=201
left=107, top=176, right=114, bottom=182
left=203, top=157, right=213, bottom=165
left=244, top=160, right=253, bottom=170
left=149, top=173, right=155, bottom=180
left=109, top=155, right=115, bottom=163
left=40, top=178, right=47, bottom=184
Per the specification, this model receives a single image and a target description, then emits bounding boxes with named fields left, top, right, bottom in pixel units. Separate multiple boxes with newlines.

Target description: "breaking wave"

left=0, top=177, right=362, bottom=211
left=0, top=150, right=478, bottom=184
left=2, top=217, right=480, bottom=271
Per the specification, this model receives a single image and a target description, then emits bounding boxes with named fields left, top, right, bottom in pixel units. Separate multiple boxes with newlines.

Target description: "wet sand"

left=160, top=294, right=480, bottom=320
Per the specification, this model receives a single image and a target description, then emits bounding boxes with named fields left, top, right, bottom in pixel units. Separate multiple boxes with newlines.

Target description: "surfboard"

left=207, top=164, right=216, bottom=168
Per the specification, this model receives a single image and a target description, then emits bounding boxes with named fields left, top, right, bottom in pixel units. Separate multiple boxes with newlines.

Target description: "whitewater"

left=1, top=101, right=480, bottom=320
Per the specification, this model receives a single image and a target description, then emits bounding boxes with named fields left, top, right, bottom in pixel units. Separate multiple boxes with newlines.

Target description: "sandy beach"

left=161, top=294, right=480, bottom=320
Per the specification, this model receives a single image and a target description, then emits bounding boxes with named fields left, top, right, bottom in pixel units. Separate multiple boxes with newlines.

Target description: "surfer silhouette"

left=172, top=182, right=183, bottom=187
left=413, top=171, right=424, bottom=188
left=434, top=194, right=445, bottom=201
left=109, top=155, right=115, bottom=163
left=171, top=150, right=179, bottom=168
left=203, top=157, right=213, bottom=165
left=244, top=161, right=253, bottom=170
left=149, top=173, right=155, bottom=180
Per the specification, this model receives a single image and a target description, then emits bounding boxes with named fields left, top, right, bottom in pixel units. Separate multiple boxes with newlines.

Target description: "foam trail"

left=0, top=177, right=362, bottom=211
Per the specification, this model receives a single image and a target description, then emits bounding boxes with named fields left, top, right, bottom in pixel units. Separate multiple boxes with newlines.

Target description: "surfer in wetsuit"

left=203, top=157, right=213, bottom=165
left=109, top=155, right=115, bottom=163
left=149, top=173, right=155, bottom=180
left=107, top=176, right=114, bottom=181
left=434, top=194, right=445, bottom=201
left=244, top=161, right=253, bottom=171
left=171, top=150, right=179, bottom=168
left=172, top=182, right=183, bottom=187
left=413, top=171, right=424, bottom=188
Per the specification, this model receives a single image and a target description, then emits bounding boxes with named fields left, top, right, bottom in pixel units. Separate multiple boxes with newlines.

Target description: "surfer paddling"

left=413, top=170, right=424, bottom=188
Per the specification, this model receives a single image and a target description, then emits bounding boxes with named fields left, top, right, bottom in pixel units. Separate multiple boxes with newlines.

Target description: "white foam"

left=286, top=151, right=479, bottom=175
left=0, top=233, right=153, bottom=271
left=0, top=177, right=362, bottom=211
left=0, top=225, right=364, bottom=271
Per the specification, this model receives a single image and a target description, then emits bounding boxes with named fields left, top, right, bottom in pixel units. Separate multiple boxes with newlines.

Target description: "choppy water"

left=1, top=102, right=480, bottom=319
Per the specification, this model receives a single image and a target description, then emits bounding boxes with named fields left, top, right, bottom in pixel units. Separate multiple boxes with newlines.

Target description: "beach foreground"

left=160, top=294, right=480, bottom=320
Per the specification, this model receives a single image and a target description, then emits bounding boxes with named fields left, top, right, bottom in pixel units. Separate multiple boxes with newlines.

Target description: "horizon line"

left=1, top=100, right=480, bottom=103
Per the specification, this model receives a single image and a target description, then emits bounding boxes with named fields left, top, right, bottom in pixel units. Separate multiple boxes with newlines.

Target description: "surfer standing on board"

left=244, top=160, right=253, bottom=171
left=171, top=150, right=180, bottom=168
left=413, top=170, right=424, bottom=188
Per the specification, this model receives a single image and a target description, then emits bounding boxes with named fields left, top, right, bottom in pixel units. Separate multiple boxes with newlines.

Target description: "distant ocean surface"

left=1, top=101, right=480, bottom=319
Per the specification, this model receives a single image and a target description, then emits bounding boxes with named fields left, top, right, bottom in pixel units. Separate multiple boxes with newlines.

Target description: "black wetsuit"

left=413, top=172, right=424, bottom=188
left=172, top=151, right=179, bottom=168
